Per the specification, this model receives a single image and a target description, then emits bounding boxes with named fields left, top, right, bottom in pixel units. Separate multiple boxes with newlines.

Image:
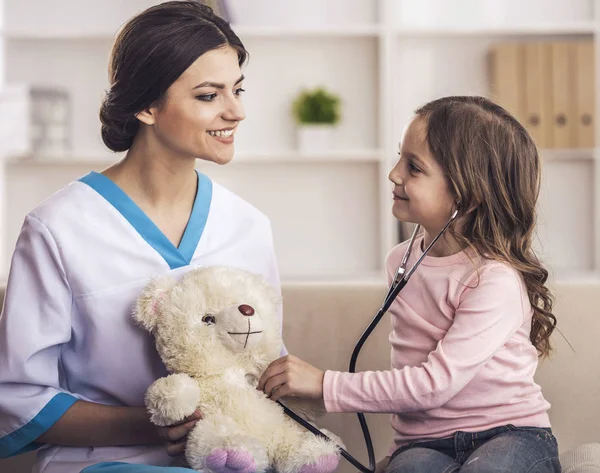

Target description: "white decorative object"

left=297, top=125, right=334, bottom=154
left=0, top=84, right=31, bottom=157
left=30, top=87, right=70, bottom=159
left=0, top=85, right=70, bottom=160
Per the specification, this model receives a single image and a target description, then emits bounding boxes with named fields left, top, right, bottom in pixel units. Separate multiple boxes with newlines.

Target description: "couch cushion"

left=281, top=280, right=600, bottom=473
left=560, top=443, right=600, bottom=473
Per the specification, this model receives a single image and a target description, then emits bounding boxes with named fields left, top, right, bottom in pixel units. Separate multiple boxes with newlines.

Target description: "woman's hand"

left=156, top=410, right=203, bottom=456
left=258, top=355, right=325, bottom=402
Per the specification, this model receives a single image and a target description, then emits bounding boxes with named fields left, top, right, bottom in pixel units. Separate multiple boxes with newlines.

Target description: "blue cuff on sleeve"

left=0, top=392, right=78, bottom=458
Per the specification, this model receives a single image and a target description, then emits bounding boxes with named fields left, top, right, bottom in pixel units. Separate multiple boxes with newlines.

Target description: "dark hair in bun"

left=99, top=1, right=247, bottom=152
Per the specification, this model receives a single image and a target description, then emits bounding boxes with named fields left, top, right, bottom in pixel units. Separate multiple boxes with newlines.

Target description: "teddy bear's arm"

left=145, top=373, right=202, bottom=426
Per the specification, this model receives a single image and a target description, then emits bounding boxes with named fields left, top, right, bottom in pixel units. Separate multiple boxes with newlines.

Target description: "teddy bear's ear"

left=133, top=276, right=177, bottom=332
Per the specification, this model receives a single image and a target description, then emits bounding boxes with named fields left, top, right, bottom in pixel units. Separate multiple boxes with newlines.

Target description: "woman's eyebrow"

left=193, top=75, right=245, bottom=90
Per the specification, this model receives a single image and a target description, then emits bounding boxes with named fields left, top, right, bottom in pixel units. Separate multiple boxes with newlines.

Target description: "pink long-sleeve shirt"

left=322, top=237, right=551, bottom=454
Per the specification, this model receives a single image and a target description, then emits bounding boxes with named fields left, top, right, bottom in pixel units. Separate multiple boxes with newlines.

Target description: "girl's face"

left=388, top=116, right=456, bottom=235
left=139, top=45, right=246, bottom=165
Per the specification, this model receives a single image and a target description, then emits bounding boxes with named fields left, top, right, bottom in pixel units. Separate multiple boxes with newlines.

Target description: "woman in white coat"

left=0, top=2, right=283, bottom=472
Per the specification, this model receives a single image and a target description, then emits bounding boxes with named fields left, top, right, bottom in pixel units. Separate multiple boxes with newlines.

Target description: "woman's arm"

left=37, top=401, right=159, bottom=446
left=37, top=400, right=201, bottom=456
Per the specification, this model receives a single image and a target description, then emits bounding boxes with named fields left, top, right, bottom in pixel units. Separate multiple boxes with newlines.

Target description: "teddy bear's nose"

left=238, top=304, right=255, bottom=316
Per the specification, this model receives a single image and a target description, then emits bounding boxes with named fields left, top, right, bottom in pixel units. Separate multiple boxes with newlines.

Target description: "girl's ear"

left=133, top=276, right=177, bottom=332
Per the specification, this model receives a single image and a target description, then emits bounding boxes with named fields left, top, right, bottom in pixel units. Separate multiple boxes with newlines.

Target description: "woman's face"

left=140, top=45, right=246, bottom=165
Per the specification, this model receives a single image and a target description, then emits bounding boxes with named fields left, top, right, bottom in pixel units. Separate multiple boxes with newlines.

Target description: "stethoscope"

left=277, top=208, right=459, bottom=473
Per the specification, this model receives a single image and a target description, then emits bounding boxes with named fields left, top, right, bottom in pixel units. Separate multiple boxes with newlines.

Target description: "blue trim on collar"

left=178, top=173, right=212, bottom=264
left=79, top=170, right=212, bottom=270
left=0, top=392, right=77, bottom=458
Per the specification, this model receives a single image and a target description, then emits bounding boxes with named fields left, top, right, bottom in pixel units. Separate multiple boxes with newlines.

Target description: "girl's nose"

left=388, top=161, right=404, bottom=185
left=238, top=304, right=255, bottom=316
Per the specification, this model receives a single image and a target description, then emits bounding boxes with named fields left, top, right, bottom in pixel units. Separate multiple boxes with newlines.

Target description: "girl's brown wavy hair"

left=415, top=96, right=556, bottom=357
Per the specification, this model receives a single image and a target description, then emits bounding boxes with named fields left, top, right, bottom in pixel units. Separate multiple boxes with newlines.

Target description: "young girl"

left=259, top=96, right=561, bottom=472
left=0, top=2, right=285, bottom=473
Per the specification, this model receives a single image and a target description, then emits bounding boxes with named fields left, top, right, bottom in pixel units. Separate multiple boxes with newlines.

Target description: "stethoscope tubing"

left=280, top=209, right=459, bottom=473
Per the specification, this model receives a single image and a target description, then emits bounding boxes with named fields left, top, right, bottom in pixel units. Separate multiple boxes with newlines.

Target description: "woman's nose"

left=224, top=95, right=245, bottom=122
left=238, top=304, right=255, bottom=316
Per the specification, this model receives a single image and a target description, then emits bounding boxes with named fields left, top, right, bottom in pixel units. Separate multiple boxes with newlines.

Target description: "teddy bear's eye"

left=202, top=315, right=216, bottom=325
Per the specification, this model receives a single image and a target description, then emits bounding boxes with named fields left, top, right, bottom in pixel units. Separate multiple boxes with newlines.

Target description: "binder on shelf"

left=549, top=41, right=576, bottom=149
left=488, top=42, right=526, bottom=126
left=523, top=42, right=552, bottom=149
left=574, top=40, right=595, bottom=149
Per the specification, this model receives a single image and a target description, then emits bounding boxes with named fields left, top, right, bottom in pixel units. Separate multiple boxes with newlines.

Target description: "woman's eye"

left=234, top=88, right=246, bottom=97
left=197, top=93, right=217, bottom=102
left=202, top=315, right=216, bottom=325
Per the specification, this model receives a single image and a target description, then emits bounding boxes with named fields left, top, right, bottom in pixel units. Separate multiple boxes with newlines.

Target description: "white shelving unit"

left=1, top=0, right=599, bottom=283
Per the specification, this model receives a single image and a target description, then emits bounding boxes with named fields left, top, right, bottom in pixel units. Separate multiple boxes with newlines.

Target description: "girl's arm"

left=259, top=264, right=526, bottom=414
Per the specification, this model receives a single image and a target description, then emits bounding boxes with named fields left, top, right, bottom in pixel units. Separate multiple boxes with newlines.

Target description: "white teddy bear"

left=134, top=266, right=342, bottom=473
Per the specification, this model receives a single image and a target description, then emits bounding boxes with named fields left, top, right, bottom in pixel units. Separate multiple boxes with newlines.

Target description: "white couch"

left=1, top=280, right=599, bottom=473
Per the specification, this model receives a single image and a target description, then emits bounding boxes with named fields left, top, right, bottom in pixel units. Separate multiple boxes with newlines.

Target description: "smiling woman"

left=0, top=2, right=285, bottom=473
left=99, top=1, right=248, bottom=162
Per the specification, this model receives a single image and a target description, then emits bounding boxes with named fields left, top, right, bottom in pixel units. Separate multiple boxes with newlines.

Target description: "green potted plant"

left=292, top=87, right=341, bottom=153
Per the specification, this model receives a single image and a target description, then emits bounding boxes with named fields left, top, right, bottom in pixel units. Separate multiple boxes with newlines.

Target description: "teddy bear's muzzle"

left=227, top=316, right=264, bottom=350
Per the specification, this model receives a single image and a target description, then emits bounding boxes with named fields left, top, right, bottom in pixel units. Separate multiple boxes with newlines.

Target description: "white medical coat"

left=0, top=171, right=284, bottom=473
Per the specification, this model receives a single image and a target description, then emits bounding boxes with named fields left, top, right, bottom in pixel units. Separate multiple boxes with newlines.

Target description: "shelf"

left=3, top=271, right=598, bottom=290
left=395, top=22, right=597, bottom=37
left=4, top=154, right=120, bottom=167
left=3, top=30, right=117, bottom=40
left=4, top=150, right=383, bottom=167
left=550, top=270, right=600, bottom=285
left=233, top=149, right=382, bottom=163
left=233, top=25, right=382, bottom=38
left=541, top=148, right=597, bottom=162
left=281, top=271, right=387, bottom=287
left=3, top=25, right=382, bottom=41
left=7, top=148, right=595, bottom=166
left=6, top=22, right=594, bottom=40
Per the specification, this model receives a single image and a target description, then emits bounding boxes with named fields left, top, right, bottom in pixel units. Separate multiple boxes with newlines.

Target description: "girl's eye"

left=197, top=93, right=217, bottom=102
left=409, top=162, right=422, bottom=174
left=202, top=315, right=216, bottom=325
left=234, top=88, right=246, bottom=97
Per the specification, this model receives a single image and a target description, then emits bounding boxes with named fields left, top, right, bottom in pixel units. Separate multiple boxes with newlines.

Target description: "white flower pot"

left=297, top=125, right=334, bottom=154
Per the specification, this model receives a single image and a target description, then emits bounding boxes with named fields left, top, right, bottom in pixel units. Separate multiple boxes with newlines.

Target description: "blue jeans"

left=386, top=425, right=561, bottom=473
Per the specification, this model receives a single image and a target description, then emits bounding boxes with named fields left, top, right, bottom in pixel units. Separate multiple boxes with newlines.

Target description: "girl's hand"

left=258, top=355, right=324, bottom=402
left=156, top=410, right=202, bottom=456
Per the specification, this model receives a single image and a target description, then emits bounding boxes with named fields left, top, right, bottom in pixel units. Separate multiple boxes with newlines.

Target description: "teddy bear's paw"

left=298, top=453, right=339, bottom=473
left=318, top=429, right=345, bottom=450
left=145, top=374, right=201, bottom=426
left=204, top=447, right=260, bottom=473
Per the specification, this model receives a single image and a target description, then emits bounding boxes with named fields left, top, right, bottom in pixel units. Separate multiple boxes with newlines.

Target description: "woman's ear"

left=135, top=107, right=157, bottom=126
